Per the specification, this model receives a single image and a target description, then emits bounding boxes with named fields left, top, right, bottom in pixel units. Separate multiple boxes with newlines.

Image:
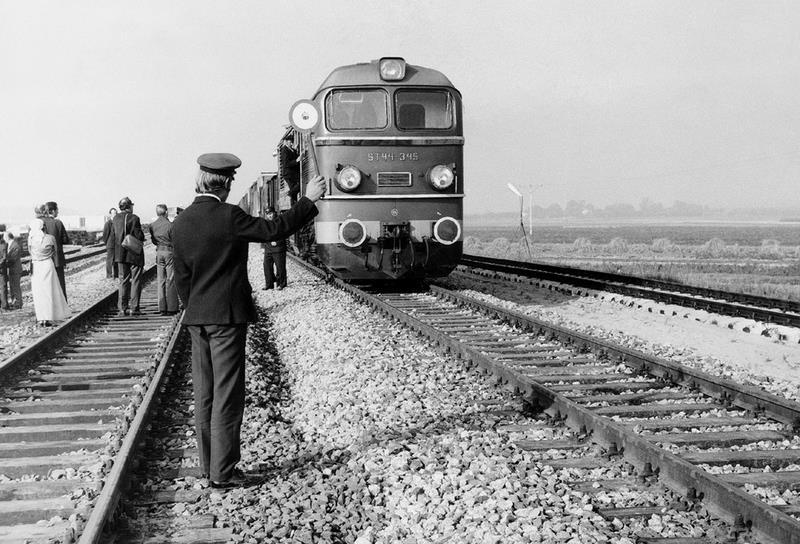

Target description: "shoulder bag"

left=121, top=213, right=143, bottom=255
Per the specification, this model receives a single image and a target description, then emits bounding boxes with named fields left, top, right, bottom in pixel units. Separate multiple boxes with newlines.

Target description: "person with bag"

left=113, top=196, right=145, bottom=316
left=28, top=218, right=70, bottom=326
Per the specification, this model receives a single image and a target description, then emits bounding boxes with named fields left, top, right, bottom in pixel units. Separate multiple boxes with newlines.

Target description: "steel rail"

left=77, top=312, right=185, bottom=544
left=431, top=285, right=800, bottom=427
left=460, top=254, right=800, bottom=327
left=0, top=264, right=157, bottom=380
left=289, top=254, right=800, bottom=544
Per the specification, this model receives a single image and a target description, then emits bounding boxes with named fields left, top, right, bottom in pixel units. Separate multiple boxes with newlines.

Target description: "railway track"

left=18, top=246, right=108, bottom=280
left=0, top=266, right=182, bottom=543
left=294, top=255, right=800, bottom=544
left=460, top=254, right=800, bottom=328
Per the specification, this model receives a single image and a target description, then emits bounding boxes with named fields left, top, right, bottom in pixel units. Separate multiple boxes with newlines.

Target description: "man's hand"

left=304, top=175, right=327, bottom=203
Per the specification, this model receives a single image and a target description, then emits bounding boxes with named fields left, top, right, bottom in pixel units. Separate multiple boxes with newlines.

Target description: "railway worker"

left=261, top=207, right=288, bottom=290
left=149, top=204, right=178, bottom=315
left=0, top=233, right=8, bottom=310
left=42, top=201, right=70, bottom=302
left=4, top=233, right=23, bottom=310
left=101, top=208, right=119, bottom=279
left=113, top=197, right=145, bottom=316
left=172, top=153, right=325, bottom=488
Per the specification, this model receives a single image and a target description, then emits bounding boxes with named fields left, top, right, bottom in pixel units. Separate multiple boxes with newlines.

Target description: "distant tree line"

left=529, top=199, right=800, bottom=219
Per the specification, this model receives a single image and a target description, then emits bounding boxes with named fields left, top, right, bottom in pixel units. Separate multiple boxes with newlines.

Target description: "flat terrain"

left=464, top=222, right=800, bottom=302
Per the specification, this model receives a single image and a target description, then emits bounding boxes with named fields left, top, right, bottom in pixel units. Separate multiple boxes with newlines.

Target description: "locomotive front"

left=287, top=57, right=464, bottom=281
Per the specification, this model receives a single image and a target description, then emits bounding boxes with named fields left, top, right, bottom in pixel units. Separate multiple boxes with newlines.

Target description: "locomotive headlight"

left=379, top=57, right=406, bottom=81
left=428, top=164, right=455, bottom=190
left=336, top=165, right=362, bottom=192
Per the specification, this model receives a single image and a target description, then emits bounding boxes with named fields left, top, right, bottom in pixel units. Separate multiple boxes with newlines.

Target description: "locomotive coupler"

left=381, top=222, right=411, bottom=273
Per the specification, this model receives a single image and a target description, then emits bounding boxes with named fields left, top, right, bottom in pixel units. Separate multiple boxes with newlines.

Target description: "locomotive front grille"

left=377, top=172, right=412, bottom=187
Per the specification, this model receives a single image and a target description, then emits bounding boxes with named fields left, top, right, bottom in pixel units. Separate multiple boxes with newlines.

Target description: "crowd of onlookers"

left=0, top=198, right=180, bottom=327
left=0, top=202, right=70, bottom=326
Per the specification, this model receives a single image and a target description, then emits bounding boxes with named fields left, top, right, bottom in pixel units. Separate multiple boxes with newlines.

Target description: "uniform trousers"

left=117, top=262, right=142, bottom=312
left=105, top=248, right=118, bottom=278
left=263, top=251, right=287, bottom=288
left=6, top=264, right=21, bottom=309
left=155, top=248, right=178, bottom=312
left=187, top=324, right=247, bottom=481
left=55, top=265, right=67, bottom=302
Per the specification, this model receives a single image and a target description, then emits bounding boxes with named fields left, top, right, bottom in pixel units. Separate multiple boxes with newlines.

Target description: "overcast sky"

left=2, top=1, right=798, bottom=219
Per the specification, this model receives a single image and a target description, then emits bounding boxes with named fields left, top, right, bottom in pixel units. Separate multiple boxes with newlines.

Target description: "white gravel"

left=164, top=252, right=742, bottom=544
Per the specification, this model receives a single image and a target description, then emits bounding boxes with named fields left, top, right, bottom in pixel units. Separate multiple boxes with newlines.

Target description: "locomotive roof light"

left=336, top=165, right=362, bottom=192
left=379, top=57, right=406, bottom=81
left=433, top=217, right=461, bottom=245
left=427, top=164, right=455, bottom=190
left=339, top=219, right=368, bottom=248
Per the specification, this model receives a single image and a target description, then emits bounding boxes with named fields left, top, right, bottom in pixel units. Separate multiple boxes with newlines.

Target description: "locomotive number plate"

left=368, top=152, right=419, bottom=161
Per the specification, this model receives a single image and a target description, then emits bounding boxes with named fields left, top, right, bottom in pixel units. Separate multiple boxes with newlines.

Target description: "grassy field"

left=464, top=223, right=800, bottom=302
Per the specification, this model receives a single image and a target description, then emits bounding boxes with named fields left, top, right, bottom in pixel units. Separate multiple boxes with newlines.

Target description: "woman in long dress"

left=28, top=218, right=70, bottom=326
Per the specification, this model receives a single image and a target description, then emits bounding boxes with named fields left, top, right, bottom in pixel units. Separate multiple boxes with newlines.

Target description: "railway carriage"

left=240, top=57, right=464, bottom=281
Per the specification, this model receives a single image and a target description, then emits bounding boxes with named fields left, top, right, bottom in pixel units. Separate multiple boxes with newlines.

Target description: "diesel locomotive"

left=240, top=57, right=464, bottom=281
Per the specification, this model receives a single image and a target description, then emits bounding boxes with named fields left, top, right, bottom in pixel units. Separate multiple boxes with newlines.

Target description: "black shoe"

left=210, top=469, right=261, bottom=489
left=277, top=285, right=285, bottom=291
left=131, top=310, right=142, bottom=316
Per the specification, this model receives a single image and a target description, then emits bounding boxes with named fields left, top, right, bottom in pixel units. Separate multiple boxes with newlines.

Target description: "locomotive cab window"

left=395, top=90, right=454, bottom=130
left=326, top=89, right=388, bottom=130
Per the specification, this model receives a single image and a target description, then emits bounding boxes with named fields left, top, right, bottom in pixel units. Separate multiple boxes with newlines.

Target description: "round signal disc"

left=289, top=100, right=320, bottom=132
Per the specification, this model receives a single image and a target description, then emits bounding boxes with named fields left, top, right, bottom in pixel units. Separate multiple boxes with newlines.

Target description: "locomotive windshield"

left=327, top=89, right=388, bottom=130
left=395, top=90, right=454, bottom=129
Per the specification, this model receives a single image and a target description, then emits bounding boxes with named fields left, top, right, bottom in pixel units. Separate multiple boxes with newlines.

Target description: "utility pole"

left=507, top=183, right=532, bottom=260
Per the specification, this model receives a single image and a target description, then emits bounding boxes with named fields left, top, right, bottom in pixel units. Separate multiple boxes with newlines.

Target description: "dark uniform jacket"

left=113, top=212, right=145, bottom=265
left=262, top=238, right=288, bottom=254
left=42, top=217, right=70, bottom=267
left=148, top=216, right=173, bottom=249
left=101, top=219, right=115, bottom=248
left=172, top=195, right=317, bottom=325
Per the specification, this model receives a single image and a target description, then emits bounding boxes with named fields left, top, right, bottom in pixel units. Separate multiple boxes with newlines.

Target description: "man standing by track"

left=261, top=207, right=288, bottom=290
left=172, top=153, right=325, bottom=488
left=148, top=204, right=178, bottom=315
left=4, top=233, right=22, bottom=310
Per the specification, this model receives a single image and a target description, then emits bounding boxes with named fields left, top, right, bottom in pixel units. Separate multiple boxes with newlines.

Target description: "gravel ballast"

left=168, top=253, right=737, bottom=544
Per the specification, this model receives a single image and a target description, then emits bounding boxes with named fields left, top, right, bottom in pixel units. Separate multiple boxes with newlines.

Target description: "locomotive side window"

left=327, top=89, right=388, bottom=130
left=395, top=90, right=454, bottom=129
